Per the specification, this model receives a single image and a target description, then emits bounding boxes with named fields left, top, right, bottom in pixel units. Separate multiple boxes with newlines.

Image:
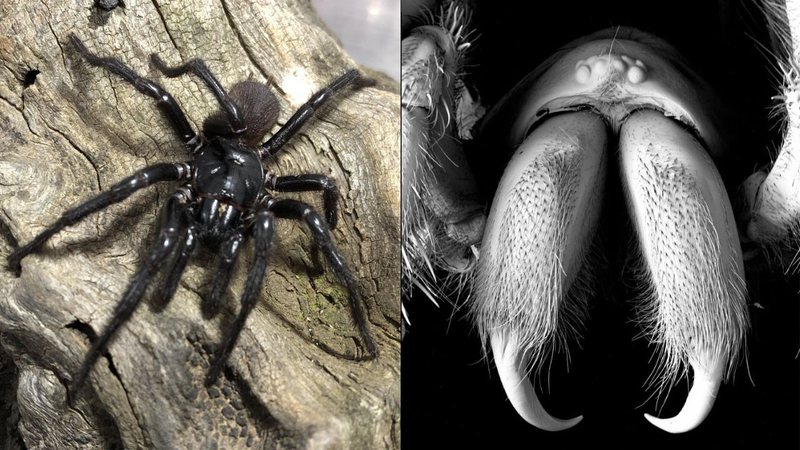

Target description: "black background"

left=402, top=1, right=800, bottom=448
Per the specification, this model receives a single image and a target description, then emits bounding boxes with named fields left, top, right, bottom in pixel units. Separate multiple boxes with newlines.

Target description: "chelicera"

left=7, top=34, right=378, bottom=396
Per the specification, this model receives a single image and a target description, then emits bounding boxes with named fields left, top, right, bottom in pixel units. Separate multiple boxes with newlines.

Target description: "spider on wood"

left=7, top=33, right=378, bottom=396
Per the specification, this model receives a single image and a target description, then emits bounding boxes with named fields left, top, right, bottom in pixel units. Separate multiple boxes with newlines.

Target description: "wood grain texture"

left=0, top=1, right=400, bottom=448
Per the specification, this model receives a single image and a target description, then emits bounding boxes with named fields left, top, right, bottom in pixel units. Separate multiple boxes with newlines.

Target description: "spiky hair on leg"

left=742, top=0, right=800, bottom=270
left=401, top=0, right=485, bottom=319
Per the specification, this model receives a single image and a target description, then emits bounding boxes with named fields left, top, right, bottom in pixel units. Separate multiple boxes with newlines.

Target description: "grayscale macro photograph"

left=402, top=0, right=800, bottom=448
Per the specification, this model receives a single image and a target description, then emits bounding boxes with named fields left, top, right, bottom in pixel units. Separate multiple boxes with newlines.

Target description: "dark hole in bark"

left=66, top=320, right=98, bottom=342
left=65, top=320, right=123, bottom=380
left=22, top=70, right=39, bottom=88
left=64, top=321, right=126, bottom=449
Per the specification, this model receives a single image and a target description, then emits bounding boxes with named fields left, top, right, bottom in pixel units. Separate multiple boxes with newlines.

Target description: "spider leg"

left=203, top=232, right=244, bottom=319
left=69, top=190, right=190, bottom=398
left=153, top=225, right=197, bottom=311
left=149, top=55, right=245, bottom=133
left=205, top=210, right=274, bottom=386
left=269, top=175, right=339, bottom=229
left=7, top=162, right=191, bottom=274
left=259, top=69, right=360, bottom=158
left=69, top=34, right=201, bottom=149
left=268, top=199, right=378, bottom=357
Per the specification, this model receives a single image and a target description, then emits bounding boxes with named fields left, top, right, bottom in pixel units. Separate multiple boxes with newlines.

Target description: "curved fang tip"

left=490, top=332, right=582, bottom=431
left=643, top=357, right=724, bottom=433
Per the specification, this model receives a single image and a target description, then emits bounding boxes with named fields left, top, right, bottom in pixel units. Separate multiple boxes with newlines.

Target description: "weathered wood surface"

left=0, top=1, right=401, bottom=449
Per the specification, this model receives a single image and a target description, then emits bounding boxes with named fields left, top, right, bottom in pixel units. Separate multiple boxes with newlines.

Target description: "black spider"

left=6, top=34, right=378, bottom=397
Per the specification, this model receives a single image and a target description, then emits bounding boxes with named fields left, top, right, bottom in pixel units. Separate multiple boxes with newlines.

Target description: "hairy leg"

left=269, top=198, right=378, bottom=357
left=203, top=232, right=244, bottom=319
left=260, top=69, right=360, bottom=158
left=270, top=174, right=339, bottom=229
left=69, top=34, right=200, bottom=149
left=8, top=162, right=191, bottom=274
left=152, top=226, right=197, bottom=312
left=149, top=55, right=245, bottom=133
left=205, top=210, right=274, bottom=385
left=69, top=191, right=191, bottom=399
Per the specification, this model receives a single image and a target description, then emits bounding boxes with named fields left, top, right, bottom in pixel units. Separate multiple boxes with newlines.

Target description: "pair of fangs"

left=472, top=27, right=749, bottom=435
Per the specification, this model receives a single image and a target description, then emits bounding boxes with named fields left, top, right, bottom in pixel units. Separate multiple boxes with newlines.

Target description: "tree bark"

left=0, top=1, right=400, bottom=449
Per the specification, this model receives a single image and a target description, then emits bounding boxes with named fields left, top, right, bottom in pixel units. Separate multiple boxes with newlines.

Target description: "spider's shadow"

left=0, top=216, right=19, bottom=251
left=33, top=189, right=162, bottom=265
left=219, top=233, right=372, bottom=362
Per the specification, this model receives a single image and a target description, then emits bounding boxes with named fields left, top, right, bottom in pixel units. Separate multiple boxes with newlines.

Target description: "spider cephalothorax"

left=6, top=34, right=377, bottom=397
